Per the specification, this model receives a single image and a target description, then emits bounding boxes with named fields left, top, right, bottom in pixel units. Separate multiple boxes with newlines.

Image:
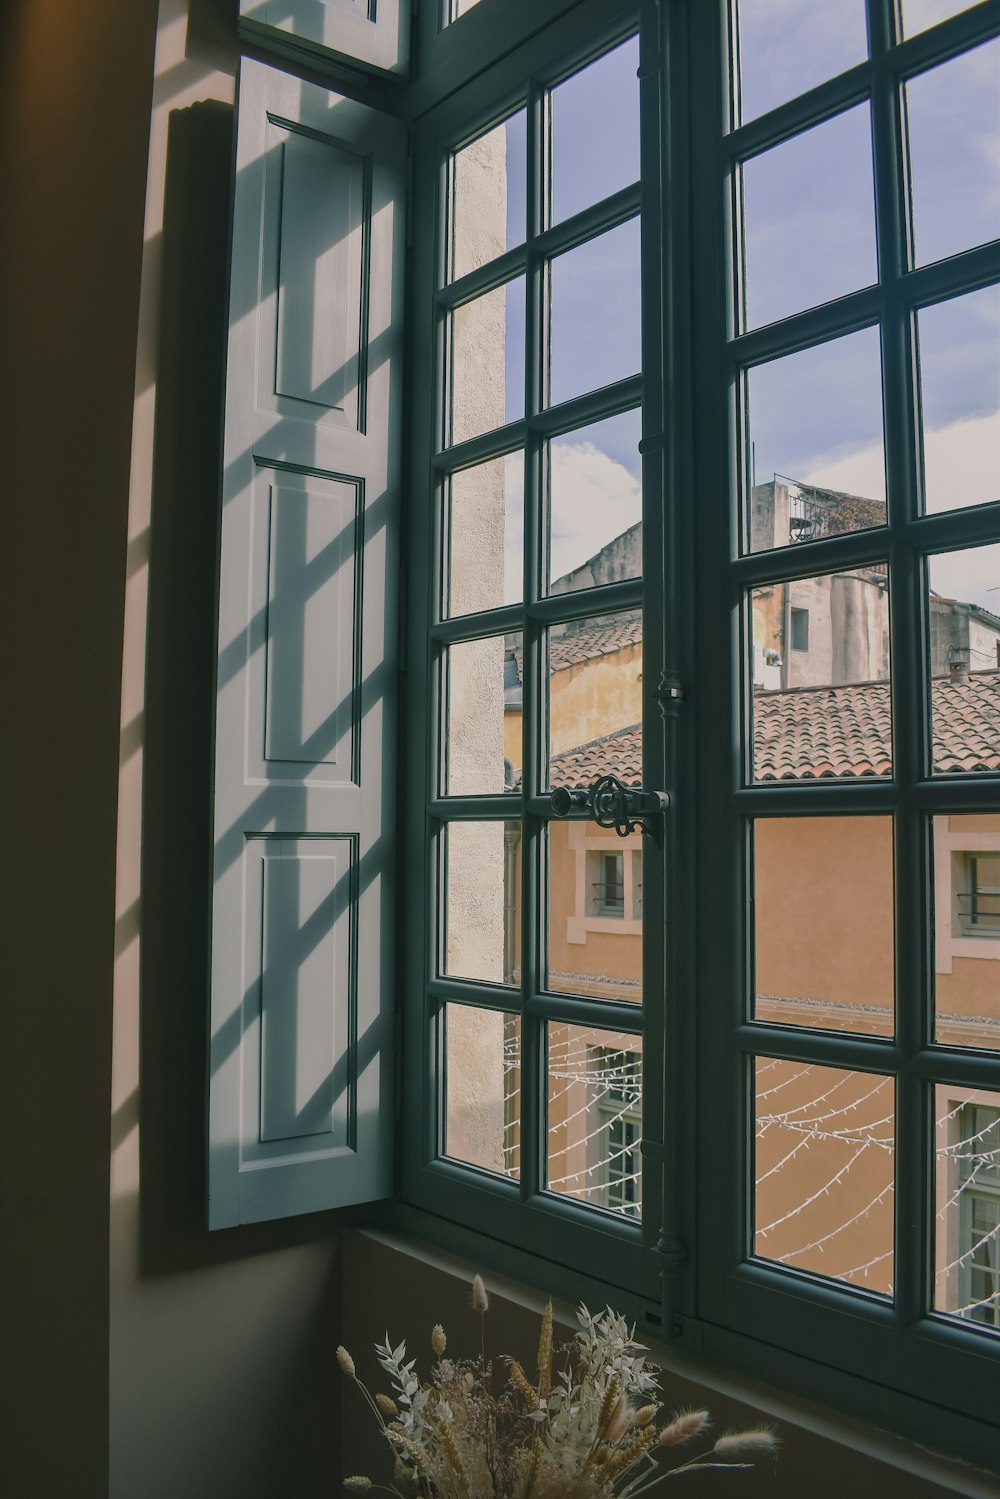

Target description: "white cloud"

left=804, top=410, right=999, bottom=514
left=505, top=440, right=642, bottom=601
left=548, top=441, right=642, bottom=583
left=805, top=411, right=1000, bottom=612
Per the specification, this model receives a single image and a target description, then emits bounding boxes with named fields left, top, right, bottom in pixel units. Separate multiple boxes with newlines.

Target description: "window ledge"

left=339, top=1225, right=999, bottom=1498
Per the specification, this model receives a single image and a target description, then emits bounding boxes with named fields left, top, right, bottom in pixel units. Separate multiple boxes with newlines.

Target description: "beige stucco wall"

left=549, top=639, right=643, bottom=755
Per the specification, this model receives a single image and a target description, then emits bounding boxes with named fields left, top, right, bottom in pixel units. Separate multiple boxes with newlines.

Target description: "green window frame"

left=399, top=0, right=1000, bottom=1470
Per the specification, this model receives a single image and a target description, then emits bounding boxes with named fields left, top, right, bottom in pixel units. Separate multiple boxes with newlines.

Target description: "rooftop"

left=548, top=672, right=1000, bottom=785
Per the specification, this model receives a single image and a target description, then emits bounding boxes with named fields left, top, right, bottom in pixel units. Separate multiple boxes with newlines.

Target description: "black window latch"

left=549, top=774, right=670, bottom=843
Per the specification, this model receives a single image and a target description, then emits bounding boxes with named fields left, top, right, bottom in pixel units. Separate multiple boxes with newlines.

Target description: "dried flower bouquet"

left=337, top=1275, right=776, bottom=1497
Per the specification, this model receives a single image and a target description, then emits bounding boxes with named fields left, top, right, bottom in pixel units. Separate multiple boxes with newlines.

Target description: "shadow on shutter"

left=208, top=59, right=405, bottom=1228
left=238, top=0, right=410, bottom=79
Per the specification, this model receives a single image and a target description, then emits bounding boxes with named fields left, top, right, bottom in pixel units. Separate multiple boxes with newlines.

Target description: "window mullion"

left=518, top=75, right=548, bottom=1204
left=868, top=0, right=932, bottom=1332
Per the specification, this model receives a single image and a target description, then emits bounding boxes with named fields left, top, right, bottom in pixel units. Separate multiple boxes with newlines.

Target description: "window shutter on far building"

left=208, top=59, right=405, bottom=1228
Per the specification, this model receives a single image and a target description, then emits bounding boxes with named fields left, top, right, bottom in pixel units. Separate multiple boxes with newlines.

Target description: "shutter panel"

left=238, top=0, right=410, bottom=79
left=208, top=59, right=405, bottom=1228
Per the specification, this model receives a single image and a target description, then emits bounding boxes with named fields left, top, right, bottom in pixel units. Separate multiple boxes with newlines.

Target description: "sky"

left=451, top=8, right=999, bottom=613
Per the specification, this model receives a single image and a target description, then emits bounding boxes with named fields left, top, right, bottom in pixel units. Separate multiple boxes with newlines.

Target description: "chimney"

left=948, top=645, right=970, bottom=683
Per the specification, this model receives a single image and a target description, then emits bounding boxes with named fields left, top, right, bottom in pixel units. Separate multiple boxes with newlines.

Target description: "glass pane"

left=927, top=544, right=1000, bottom=774
left=446, top=0, right=484, bottom=19
left=549, top=219, right=641, bottom=406
left=755, top=1059, right=894, bottom=1294
left=918, top=284, right=1000, bottom=515
left=742, top=106, right=876, bottom=330
left=548, top=609, right=643, bottom=783
left=746, top=329, right=886, bottom=553
left=549, top=409, right=642, bottom=590
left=733, top=0, right=867, bottom=126
left=547, top=1023, right=642, bottom=1218
left=906, top=39, right=1000, bottom=268
left=901, top=1, right=991, bottom=36
left=450, top=276, right=525, bottom=447
left=446, top=631, right=521, bottom=795
left=444, top=1006, right=521, bottom=1179
left=750, top=566, right=891, bottom=781
left=933, top=815, right=1000, bottom=1049
left=551, top=36, right=640, bottom=223
left=934, top=1086, right=1000, bottom=1331
left=442, top=821, right=520, bottom=985
left=754, top=817, right=894, bottom=1036
left=548, top=826, right=642, bottom=1004
left=451, top=110, right=527, bottom=282
left=447, top=453, right=524, bottom=617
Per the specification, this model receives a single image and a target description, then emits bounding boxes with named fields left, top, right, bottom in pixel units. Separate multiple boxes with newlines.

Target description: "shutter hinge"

left=394, top=1010, right=405, bottom=1121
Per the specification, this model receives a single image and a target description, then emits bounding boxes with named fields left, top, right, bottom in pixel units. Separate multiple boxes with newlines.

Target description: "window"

left=959, top=852, right=1000, bottom=936
left=596, top=852, right=625, bottom=915
left=789, top=606, right=809, bottom=652
left=400, top=0, right=1000, bottom=1465
left=214, top=0, right=1000, bottom=1472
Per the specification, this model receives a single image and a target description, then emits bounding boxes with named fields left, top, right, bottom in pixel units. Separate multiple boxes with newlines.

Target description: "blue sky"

left=459, top=9, right=999, bottom=609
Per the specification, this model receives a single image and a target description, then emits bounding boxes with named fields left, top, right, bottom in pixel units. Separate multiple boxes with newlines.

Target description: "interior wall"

left=0, top=1, right=158, bottom=1493
left=108, top=2, right=352, bottom=1495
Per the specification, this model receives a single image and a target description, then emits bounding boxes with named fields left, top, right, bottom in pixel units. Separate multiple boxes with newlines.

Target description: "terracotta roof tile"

left=546, top=672, right=1000, bottom=785
left=509, top=613, right=642, bottom=681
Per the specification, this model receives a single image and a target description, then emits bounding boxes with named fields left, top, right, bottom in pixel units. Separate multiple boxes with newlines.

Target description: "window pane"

left=549, top=219, right=641, bottom=406
left=447, top=453, right=524, bottom=617
left=746, top=329, right=886, bottom=553
left=733, top=0, right=867, bottom=126
left=551, top=36, right=640, bottom=223
left=547, top=609, right=643, bottom=785
left=444, top=1006, right=521, bottom=1179
left=933, top=815, right=1000, bottom=1050
left=750, top=566, right=891, bottom=781
left=450, top=110, right=526, bottom=282
left=905, top=39, right=1000, bottom=268
left=934, top=1087, right=1000, bottom=1331
left=446, top=0, right=483, bottom=18
left=900, top=1, right=991, bottom=36
left=927, top=544, right=1000, bottom=774
left=741, top=106, right=876, bottom=330
left=755, top=1059, right=894, bottom=1294
left=918, top=284, right=1000, bottom=516
left=442, top=821, right=520, bottom=985
left=754, top=817, right=894, bottom=1037
left=446, top=631, right=521, bottom=796
left=548, top=826, right=642, bottom=1004
left=549, top=410, right=642, bottom=590
left=547, top=1024, right=642, bottom=1218
left=450, top=276, right=525, bottom=446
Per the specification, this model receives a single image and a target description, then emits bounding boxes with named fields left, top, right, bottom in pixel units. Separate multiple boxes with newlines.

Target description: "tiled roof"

left=550, top=726, right=643, bottom=787
left=508, top=613, right=642, bottom=681
left=547, top=672, right=1000, bottom=785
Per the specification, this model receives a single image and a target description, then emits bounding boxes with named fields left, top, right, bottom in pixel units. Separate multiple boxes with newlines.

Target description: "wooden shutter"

left=238, top=0, right=410, bottom=79
left=208, top=59, right=405, bottom=1228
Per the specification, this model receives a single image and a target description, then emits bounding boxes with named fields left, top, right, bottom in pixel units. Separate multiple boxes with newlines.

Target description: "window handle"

left=549, top=774, right=670, bottom=843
